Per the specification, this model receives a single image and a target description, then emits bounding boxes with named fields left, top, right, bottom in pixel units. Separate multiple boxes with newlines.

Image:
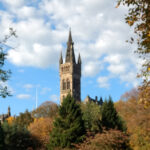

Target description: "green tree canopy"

left=47, top=94, right=85, bottom=149
left=81, top=101, right=102, bottom=133
left=14, top=110, right=34, bottom=128
left=2, top=121, right=39, bottom=150
left=101, top=96, right=126, bottom=132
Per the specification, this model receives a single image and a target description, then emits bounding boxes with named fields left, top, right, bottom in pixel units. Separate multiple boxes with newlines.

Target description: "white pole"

left=36, top=87, right=38, bottom=109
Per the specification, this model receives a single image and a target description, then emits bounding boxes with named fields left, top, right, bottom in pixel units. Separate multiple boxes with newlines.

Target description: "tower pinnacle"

left=65, top=30, right=75, bottom=63
left=59, top=51, right=63, bottom=64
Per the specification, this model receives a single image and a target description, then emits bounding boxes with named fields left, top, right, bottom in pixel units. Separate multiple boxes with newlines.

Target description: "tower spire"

left=78, top=53, right=81, bottom=64
left=68, top=28, right=72, bottom=43
left=65, top=29, right=76, bottom=63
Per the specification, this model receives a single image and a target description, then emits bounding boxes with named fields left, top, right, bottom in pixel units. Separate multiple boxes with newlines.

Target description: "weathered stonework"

left=59, top=30, right=81, bottom=104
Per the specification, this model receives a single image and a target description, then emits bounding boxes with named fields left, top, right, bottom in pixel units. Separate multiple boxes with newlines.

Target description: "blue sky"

left=0, top=0, right=141, bottom=116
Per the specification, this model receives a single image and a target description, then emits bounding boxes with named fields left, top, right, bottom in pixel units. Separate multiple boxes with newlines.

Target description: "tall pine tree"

left=101, top=96, right=126, bottom=132
left=47, top=94, right=85, bottom=149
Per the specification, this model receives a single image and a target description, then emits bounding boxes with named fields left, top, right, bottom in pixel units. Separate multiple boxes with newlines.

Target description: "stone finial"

left=78, top=53, right=81, bottom=64
left=59, top=51, right=63, bottom=64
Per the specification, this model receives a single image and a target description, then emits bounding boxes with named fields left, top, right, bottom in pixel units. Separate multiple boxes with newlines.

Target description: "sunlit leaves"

left=117, top=0, right=150, bottom=106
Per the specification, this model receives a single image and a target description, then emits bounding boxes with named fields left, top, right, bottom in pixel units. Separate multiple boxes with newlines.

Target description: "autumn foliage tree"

left=115, top=88, right=150, bottom=149
left=28, top=117, right=53, bottom=149
left=117, top=0, right=150, bottom=106
left=77, top=129, right=130, bottom=150
left=32, top=101, right=58, bottom=118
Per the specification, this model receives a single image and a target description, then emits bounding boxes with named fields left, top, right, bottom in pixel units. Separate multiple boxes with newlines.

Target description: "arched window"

left=67, top=79, right=70, bottom=89
left=62, top=79, right=66, bottom=90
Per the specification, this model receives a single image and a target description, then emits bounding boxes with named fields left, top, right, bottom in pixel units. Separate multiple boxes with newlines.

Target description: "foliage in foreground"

left=28, top=117, right=53, bottom=149
left=101, top=96, right=126, bottom=132
left=117, top=0, right=150, bottom=106
left=47, top=95, right=85, bottom=149
left=14, top=110, right=34, bottom=128
left=1, top=121, right=39, bottom=150
left=81, top=101, right=102, bottom=133
left=76, top=129, right=131, bottom=150
left=115, top=88, right=150, bottom=149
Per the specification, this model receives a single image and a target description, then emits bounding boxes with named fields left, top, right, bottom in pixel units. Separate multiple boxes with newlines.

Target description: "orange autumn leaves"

left=115, top=88, right=150, bottom=149
left=28, top=117, right=53, bottom=146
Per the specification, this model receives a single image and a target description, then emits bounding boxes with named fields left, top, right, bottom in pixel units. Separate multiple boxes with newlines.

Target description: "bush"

left=2, top=122, right=39, bottom=150
left=77, top=129, right=131, bottom=150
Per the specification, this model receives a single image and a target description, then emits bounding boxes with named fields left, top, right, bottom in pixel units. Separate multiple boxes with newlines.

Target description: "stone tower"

left=59, top=30, right=81, bottom=104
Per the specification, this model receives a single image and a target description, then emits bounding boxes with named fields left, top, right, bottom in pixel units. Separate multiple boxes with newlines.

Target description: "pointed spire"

left=8, top=106, right=11, bottom=117
left=78, top=53, right=81, bottom=64
left=65, top=29, right=76, bottom=63
left=59, top=51, right=63, bottom=64
left=68, top=28, right=72, bottom=43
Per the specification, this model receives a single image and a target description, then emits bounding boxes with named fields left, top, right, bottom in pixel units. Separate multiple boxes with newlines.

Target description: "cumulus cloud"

left=0, top=0, right=140, bottom=87
left=97, top=76, right=110, bottom=88
left=17, top=94, right=31, bottom=99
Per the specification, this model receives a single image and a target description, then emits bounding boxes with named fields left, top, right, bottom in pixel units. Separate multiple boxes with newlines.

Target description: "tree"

left=28, top=117, right=53, bottom=149
left=81, top=101, right=102, bottom=133
left=32, top=101, right=58, bottom=118
left=14, top=110, right=34, bottom=128
left=0, top=28, right=16, bottom=98
left=115, top=89, right=150, bottom=149
left=2, top=121, right=38, bottom=150
left=47, top=94, right=86, bottom=149
left=101, top=96, right=126, bottom=131
left=77, top=129, right=130, bottom=150
left=0, top=124, right=5, bottom=149
left=117, top=0, right=150, bottom=106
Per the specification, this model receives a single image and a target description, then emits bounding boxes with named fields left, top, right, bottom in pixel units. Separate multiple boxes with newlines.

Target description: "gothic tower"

left=59, top=30, right=81, bottom=103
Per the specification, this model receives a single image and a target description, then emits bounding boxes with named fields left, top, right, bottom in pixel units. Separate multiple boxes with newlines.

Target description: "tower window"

left=62, top=80, right=66, bottom=90
left=67, top=79, right=70, bottom=89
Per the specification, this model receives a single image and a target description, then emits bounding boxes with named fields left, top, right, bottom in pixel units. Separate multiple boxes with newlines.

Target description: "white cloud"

left=97, top=76, right=110, bottom=88
left=50, top=94, right=59, bottom=102
left=23, top=84, right=34, bottom=89
left=17, top=94, right=31, bottom=99
left=0, top=0, right=140, bottom=87
left=1, top=0, right=24, bottom=8
left=40, top=87, right=51, bottom=95
left=83, top=61, right=103, bottom=77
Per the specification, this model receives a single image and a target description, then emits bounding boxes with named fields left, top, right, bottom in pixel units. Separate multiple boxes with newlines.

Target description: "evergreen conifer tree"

left=0, top=124, right=5, bottom=150
left=101, top=96, right=126, bottom=131
left=47, top=94, right=85, bottom=149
